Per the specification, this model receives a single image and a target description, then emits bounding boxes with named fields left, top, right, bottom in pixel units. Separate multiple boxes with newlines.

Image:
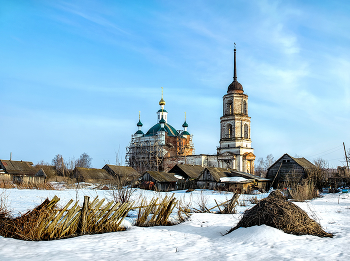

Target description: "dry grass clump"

left=0, top=196, right=133, bottom=241
left=288, top=181, right=318, bottom=202
left=226, top=190, right=333, bottom=238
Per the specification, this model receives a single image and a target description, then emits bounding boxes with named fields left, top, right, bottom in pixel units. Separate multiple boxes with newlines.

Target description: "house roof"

left=169, top=164, right=205, bottom=179
left=267, top=153, right=315, bottom=171
left=291, top=156, right=315, bottom=170
left=204, top=167, right=233, bottom=182
left=144, top=171, right=178, bottom=182
left=0, top=160, right=36, bottom=176
left=75, top=167, right=114, bottom=180
left=103, top=165, right=139, bottom=177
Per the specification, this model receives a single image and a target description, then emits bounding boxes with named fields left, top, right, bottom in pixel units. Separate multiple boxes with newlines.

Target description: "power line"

left=306, top=145, right=343, bottom=158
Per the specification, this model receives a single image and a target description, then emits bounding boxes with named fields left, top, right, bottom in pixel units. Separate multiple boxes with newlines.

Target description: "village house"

left=197, top=167, right=269, bottom=193
left=102, top=164, right=140, bottom=185
left=266, top=153, right=316, bottom=188
left=73, top=167, right=115, bottom=183
left=0, top=159, right=46, bottom=183
left=168, top=164, right=205, bottom=189
left=140, top=171, right=179, bottom=191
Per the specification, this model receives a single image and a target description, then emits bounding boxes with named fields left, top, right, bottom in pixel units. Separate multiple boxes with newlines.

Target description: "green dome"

left=182, top=121, right=188, bottom=128
left=181, top=131, right=190, bottom=136
left=135, top=130, right=144, bottom=135
left=145, top=123, right=179, bottom=137
left=137, top=120, right=143, bottom=127
left=159, top=117, right=166, bottom=124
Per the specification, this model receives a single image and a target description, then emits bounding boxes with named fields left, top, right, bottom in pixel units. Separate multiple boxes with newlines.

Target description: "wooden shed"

left=141, top=171, right=179, bottom=191
left=102, top=165, right=140, bottom=185
left=266, top=153, right=315, bottom=188
left=74, top=167, right=115, bottom=183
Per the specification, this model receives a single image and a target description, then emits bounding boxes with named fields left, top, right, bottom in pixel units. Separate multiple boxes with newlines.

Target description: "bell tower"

left=217, top=45, right=255, bottom=173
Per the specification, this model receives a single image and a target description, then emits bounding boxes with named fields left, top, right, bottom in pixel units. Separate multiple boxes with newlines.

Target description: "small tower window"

left=228, top=124, right=232, bottom=138
left=226, top=100, right=233, bottom=115
left=243, top=100, right=247, bottom=115
left=244, top=124, right=248, bottom=139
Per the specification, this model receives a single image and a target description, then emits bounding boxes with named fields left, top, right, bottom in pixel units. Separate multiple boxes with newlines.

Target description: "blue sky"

left=1, top=0, right=349, bottom=168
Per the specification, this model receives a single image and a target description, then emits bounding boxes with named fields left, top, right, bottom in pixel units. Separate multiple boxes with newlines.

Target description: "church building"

left=125, top=89, right=194, bottom=173
left=126, top=46, right=255, bottom=174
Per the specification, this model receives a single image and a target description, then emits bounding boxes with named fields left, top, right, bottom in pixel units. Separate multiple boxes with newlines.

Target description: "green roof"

left=135, top=130, right=144, bottom=135
left=145, top=123, right=179, bottom=137
left=159, top=117, right=166, bottom=124
left=182, top=121, right=188, bottom=127
left=181, top=131, right=190, bottom=136
left=158, top=109, right=168, bottom=113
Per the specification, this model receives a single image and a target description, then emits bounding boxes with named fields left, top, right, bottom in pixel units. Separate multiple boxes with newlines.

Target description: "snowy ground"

left=0, top=187, right=349, bottom=260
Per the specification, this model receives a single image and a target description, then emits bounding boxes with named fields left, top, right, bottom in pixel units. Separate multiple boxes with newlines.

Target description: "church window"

left=243, top=100, right=247, bottom=114
left=244, top=124, right=248, bottom=139
left=228, top=124, right=232, bottom=138
left=226, top=100, right=233, bottom=115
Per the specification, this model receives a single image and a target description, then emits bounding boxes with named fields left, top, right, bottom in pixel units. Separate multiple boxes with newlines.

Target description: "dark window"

left=243, top=100, right=247, bottom=114
left=244, top=124, right=248, bottom=139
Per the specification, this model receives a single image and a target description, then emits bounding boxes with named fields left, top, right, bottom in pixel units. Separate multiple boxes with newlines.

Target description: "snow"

left=1, top=188, right=350, bottom=260
left=220, top=177, right=248, bottom=182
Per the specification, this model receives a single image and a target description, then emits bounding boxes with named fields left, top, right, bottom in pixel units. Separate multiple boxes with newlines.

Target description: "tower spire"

left=234, top=42, right=237, bottom=82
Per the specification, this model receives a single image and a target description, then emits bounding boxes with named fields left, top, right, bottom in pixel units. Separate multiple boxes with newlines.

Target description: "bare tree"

left=75, top=153, right=92, bottom=168
left=308, top=158, right=329, bottom=189
left=255, top=154, right=274, bottom=177
left=52, top=154, right=66, bottom=176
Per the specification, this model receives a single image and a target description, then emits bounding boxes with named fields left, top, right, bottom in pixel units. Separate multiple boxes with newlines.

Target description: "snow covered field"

left=0, top=188, right=349, bottom=260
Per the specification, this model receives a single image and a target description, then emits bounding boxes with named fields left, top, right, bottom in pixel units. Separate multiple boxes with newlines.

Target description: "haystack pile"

left=227, top=190, right=333, bottom=237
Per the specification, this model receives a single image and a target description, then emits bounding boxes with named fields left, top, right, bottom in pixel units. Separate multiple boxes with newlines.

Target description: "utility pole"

left=343, top=142, right=349, bottom=170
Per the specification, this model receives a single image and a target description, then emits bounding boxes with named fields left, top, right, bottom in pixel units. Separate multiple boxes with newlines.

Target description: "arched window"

left=243, top=100, right=247, bottom=115
left=227, top=124, right=232, bottom=138
left=244, top=124, right=248, bottom=139
left=226, top=100, right=233, bottom=115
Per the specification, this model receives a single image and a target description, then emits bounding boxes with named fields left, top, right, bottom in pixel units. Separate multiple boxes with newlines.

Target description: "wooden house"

left=74, top=167, right=115, bottom=183
left=140, top=171, right=179, bottom=191
left=266, top=153, right=315, bottom=188
left=102, top=165, right=140, bottom=185
left=168, top=164, right=205, bottom=189
left=197, top=167, right=270, bottom=193
left=0, top=159, right=46, bottom=183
